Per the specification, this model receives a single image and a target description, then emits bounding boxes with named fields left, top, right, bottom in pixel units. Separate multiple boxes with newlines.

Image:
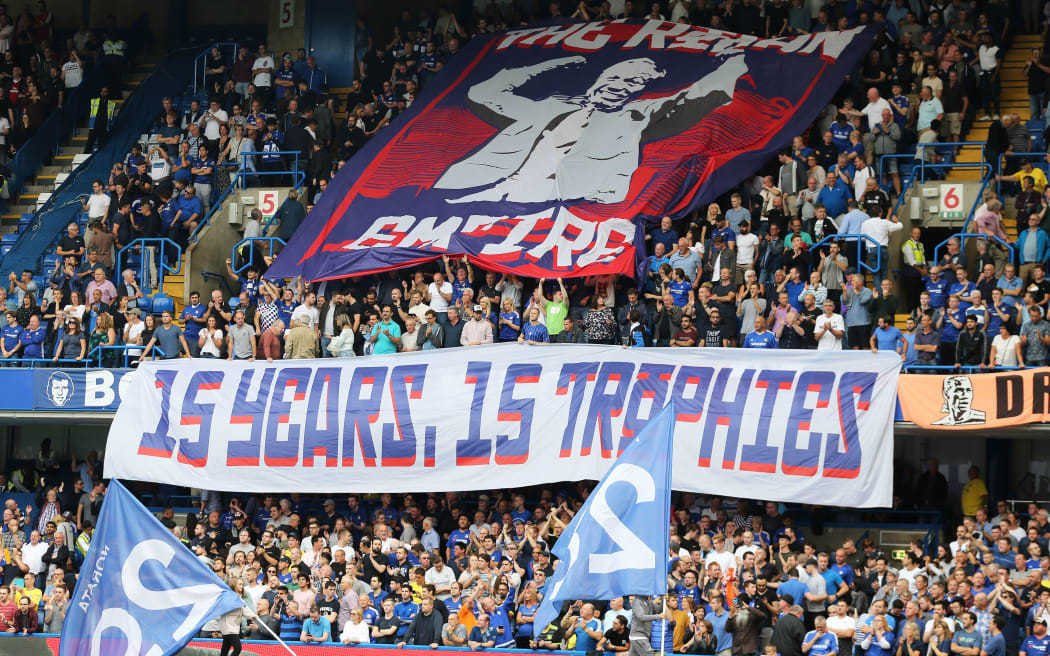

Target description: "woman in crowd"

left=88, top=311, right=116, bottom=367
left=53, top=316, right=86, bottom=363
left=198, top=314, right=224, bottom=358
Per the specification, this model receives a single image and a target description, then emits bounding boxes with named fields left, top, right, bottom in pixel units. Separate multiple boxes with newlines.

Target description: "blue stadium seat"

left=1, top=234, right=17, bottom=246
left=41, top=254, right=59, bottom=272
left=0, top=245, right=11, bottom=257
left=229, top=296, right=240, bottom=310
left=150, top=294, right=174, bottom=316
left=1029, top=119, right=1046, bottom=134
left=18, top=214, right=33, bottom=232
left=138, top=295, right=153, bottom=313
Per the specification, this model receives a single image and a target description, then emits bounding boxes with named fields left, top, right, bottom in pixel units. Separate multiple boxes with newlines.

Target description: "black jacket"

left=770, top=612, right=805, bottom=656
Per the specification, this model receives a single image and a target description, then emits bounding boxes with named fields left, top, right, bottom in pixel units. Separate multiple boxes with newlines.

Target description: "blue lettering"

left=264, top=368, right=310, bottom=467
left=782, top=371, right=835, bottom=476
left=620, top=364, right=675, bottom=453
left=699, top=368, right=756, bottom=469
left=383, top=365, right=427, bottom=466
left=824, top=371, right=873, bottom=479
left=138, top=369, right=179, bottom=458
left=740, top=370, right=794, bottom=473
left=227, top=369, right=275, bottom=466
left=495, top=363, right=540, bottom=465
left=303, top=368, right=341, bottom=467
left=458, top=362, right=492, bottom=465
left=175, top=371, right=224, bottom=467
left=556, top=362, right=600, bottom=457
left=580, top=362, right=634, bottom=458
left=342, top=367, right=386, bottom=467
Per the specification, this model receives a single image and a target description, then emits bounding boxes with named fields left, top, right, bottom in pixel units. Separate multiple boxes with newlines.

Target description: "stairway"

left=946, top=34, right=1040, bottom=185
left=0, top=58, right=161, bottom=236
left=162, top=258, right=187, bottom=316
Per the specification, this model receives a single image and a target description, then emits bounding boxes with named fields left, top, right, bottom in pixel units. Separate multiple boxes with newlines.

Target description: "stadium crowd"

left=0, top=0, right=1040, bottom=370
left=1, top=453, right=1048, bottom=656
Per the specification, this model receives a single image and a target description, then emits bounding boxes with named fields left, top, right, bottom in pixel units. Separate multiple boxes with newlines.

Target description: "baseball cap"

left=279, top=556, right=292, bottom=564
left=233, top=511, right=245, bottom=520
left=473, top=304, right=482, bottom=313
left=805, top=558, right=819, bottom=567
left=323, top=499, right=335, bottom=507
left=1036, top=618, right=1048, bottom=626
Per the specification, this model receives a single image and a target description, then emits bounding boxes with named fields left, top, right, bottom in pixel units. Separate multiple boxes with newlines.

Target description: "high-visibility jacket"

left=88, top=98, right=118, bottom=130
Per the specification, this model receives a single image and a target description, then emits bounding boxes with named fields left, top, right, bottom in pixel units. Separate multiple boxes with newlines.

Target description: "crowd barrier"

left=0, top=635, right=585, bottom=656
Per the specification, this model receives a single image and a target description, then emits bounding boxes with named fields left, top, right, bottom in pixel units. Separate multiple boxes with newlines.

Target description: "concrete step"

left=24, top=185, right=49, bottom=193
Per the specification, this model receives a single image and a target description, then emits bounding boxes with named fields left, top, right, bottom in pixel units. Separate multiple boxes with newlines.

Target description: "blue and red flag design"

left=270, top=20, right=876, bottom=282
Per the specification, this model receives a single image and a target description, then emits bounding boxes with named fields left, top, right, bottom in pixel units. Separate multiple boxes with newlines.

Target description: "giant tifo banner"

left=267, top=20, right=876, bottom=282
left=897, top=368, right=1050, bottom=430
left=106, top=346, right=900, bottom=507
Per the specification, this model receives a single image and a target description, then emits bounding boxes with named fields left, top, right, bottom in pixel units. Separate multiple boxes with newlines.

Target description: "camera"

left=972, top=531, right=982, bottom=540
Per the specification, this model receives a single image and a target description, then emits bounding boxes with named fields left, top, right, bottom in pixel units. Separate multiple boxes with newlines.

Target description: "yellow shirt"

left=961, top=477, right=988, bottom=515
left=13, top=585, right=41, bottom=608
left=1010, top=167, right=1048, bottom=193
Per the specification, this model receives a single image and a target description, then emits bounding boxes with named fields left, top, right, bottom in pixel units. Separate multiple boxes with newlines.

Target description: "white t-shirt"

left=815, top=313, right=844, bottom=350
left=978, top=45, right=999, bottom=73
left=826, top=614, right=856, bottom=638
left=708, top=550, right=737, bottom=580
left=149, top=151, right=171, bottom=181
left=291, top=304, right=320, bottom=329
left=61, top=61, right=82, bottom=88
left=200, top=109, right=228, bottom=140
left=125, top=320, right=145, bottom=351
left=861, top=98, right=891, bottom=131
left=20, top=541, right=48, bottom=575
left=199, top=328, right=223, bottom=357
left=992, top=334, right=1021, bottom=366
left=735, top=232, right=760, bottom=266
left=252, top=55, right=274, bottom=86
left=85, top=192, right=110, bottom=218
left=0, top=116, right=9, bottom=145
left=428, top=281, right=453, bottom=312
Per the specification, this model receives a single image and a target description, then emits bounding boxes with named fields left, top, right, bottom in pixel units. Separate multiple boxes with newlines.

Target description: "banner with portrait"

left=897, top=368, right=1050, bottom=430
left=268, top=20, right=876, bottom=282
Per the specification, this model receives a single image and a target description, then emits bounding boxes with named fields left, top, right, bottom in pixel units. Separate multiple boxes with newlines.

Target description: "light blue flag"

left=532, top=401, right=674, bottom=637
left=60, top=480, right=243, bottom=656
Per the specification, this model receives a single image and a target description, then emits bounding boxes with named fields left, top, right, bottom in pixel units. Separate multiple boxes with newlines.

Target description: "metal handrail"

left=0, top=357, right=82, bottom=368
left=810, top=233, right=881, bottom=274
left=961, top=172, right=994, bottom=234
left=932, top=233, right=1015, bottom=266
left=115, top=238, right=182, bottom=295
left=193, top=42, right=239, bottom=96
left=188, top=161, right=305, bottom=244
left=238, top=150, right=302, bottom=189
left=87, top=344, right=166, bottom=368
left=232, top=237, right=285, bottom=275
left=916, top=141, right=987, bottom=183
left=902, top=364, right=1024, bottom=373
left=996, top=152, right=1049, bottom=196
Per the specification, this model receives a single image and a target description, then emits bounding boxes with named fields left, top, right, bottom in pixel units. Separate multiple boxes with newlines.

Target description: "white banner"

left=105, top=345, right=901, bottom=506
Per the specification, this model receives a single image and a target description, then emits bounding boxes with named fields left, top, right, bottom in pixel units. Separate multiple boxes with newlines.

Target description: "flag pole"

left=245, top=600, right=300, bottom=656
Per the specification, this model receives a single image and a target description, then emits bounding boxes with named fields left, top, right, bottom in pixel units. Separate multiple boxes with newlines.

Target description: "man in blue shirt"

left=816, top=172, right=851, bottom=219
left=802, top=616, right=839, bottom=656
left=997, top=263, right=1024, bottom=308
left=1022, top=617, right=1050, bottom=656
left=649, top=216, right=679, bottom=253
left=300, top=606, right=332, bottom=643
left=675, top=571, right=703, bottom=606
left=870, top=315, right=908, bottom=359
left=179, top=290, right=207, bottom=357
left=743, top=316, right=778, bottom=348
left=302, top=57, right=326, bottom=95
left=20, top=315, right=46, bottom=359
left=950, top=268, right=978, bottom=313
left=708, top=594, right=732, bottom=654
left=923, top=267, right=949, bottom=309
left=190, top=145, right=215, bottom=213
left=725, top=193, right=752, bottom=234
left=393, top=587, right=419, bottom=639
left=0, top=311, right=22, bottom=358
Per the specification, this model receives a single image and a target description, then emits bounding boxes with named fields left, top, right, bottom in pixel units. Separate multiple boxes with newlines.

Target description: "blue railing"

left=188, top=153, right=305, bottom=244
left=232, top=237, right=285, bottom=275
left=88, top=344, right=166, bottom=367
left=915, top=141, right=988, bottom=183
left=115, top=238, right=182, bottom=295
left=961, top=173, right=994, bottom=234
left=193, top=42, right=239, bottom=95
left=903, top=364, right=1024, bottom=373
left=810, top=233, right=881, bottom=274
left=996, top=152, right=1049, bottom=196
left=932, top=233, right=1015, bottom=266
left=238, top=150, right=304, bottom=188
